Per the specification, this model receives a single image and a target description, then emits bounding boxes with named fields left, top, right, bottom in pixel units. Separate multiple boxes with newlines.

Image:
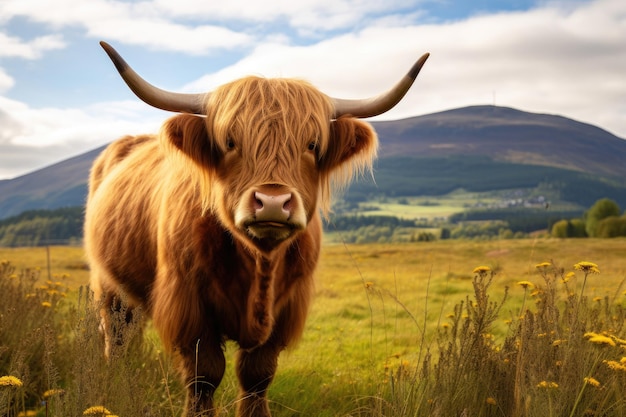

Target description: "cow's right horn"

left=332, top=52, right=430, bottom=119
left=100, top=41, right=208, bottom=115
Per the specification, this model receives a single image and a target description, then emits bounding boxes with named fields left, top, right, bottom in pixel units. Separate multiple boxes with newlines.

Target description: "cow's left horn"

left=332, top=52, right=430, bottom=119
left=100, top=41, right=207, bottom=114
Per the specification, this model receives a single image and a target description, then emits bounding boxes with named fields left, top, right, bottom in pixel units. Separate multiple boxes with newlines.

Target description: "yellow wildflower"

left=552, top=339, right=566, bottom=347
left=41, top=301, right=52, bottom=308
left=574, top=261, right=600, bottom=274
left=584, top=377, right=600, bottom=387
left=17, top=411, right=37, bottom=417
left=584, top=332, right=616, bottom=347
left=562, top=271, right=575, bottom=283
left=486, top=397, right=497, bottom=405
left=0, top=375, right=23, bottom=387
left=364, top=281, right=374, bottom=289
left=517, top=280, right=534, bottom=289
left=537, top=380, right=559, bottom=389
left=83, top=406, right=112, bottom=415
left=609, top=335, right=626, bottom=346
left=43, top=388, right=66, bottom=398
left=603, top=360, right=626, bottom=372
left=473, top=266, right=491, bottom=274
left=535, top=262, right=551, bottom=269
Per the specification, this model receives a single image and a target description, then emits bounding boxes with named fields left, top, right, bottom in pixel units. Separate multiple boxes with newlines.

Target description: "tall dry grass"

left=364, top=261, right=626, bottom=417
left=2, top=241, right=626, bottom=416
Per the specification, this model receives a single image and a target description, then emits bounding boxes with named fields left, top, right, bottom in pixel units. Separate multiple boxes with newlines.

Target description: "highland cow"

left=84, top=41, right=428, bottom=417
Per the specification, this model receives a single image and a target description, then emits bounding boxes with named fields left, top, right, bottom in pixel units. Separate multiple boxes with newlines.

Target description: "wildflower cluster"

left=31, top=274, right=71, bottom=309
left=401, top=259, right=626, bottom=417
left=1, top=375, right=24, bottom=417
left=536, top=380, right=559, bottom=389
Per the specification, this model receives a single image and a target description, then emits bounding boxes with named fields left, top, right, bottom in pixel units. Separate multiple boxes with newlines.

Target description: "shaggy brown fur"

left=84, top=77, right=377, bottom=417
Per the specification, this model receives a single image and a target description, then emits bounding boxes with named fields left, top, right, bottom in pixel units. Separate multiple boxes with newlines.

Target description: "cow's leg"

left=235, top=341, right=282, bottom=417
left=178, top=338, right=226, bottom=417
left=100, top=292, right=139, bottom=359
left=90, top=267, right=138, bottom=359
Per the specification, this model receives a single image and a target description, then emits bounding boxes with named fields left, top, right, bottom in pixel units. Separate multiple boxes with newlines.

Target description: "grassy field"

left=1, top=238, right=626, bottom=416
left=343, top=189, right=583, bottom=221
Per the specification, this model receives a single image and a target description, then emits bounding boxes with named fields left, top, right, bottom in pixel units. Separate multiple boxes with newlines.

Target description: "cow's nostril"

left=254, top=191, right=292, bottom=221
left=254, top=196, right=264, bottom=210
left=282, top=198, right=292, bottom=212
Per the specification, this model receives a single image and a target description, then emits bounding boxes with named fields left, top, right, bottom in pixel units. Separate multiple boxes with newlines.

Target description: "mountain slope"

left=0, top=146, right=105, bottom=218
left=372, top=106, right=626, bottom=179
left=0, top=106, right=624, bottom=219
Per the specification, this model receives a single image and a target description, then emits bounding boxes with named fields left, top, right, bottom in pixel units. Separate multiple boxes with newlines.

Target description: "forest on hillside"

left=347, top=156, right=626, bottom=209
left=0, top=207, right=83, bottom=247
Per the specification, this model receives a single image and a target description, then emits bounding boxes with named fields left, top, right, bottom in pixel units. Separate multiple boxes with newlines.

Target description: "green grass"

left=2, top=238, right=626, bottom=416
left=341, top=188, right=583, bottom=221
left=346, top=189, right=496, bottom=220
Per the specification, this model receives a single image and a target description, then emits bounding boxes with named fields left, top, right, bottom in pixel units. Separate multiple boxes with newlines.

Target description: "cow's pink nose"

left=254, top=191, right=292, bottom=221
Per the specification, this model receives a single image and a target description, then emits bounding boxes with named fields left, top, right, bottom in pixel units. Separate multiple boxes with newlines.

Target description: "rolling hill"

left=0, top=105, right=625, bottom=220
left=0, top=146, right=104, bottom=219
left=373, top=105, right=626, bottom=179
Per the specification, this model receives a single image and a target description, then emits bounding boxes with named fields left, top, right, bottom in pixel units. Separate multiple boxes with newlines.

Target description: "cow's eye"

left=226, top=138, right=236, bottom=150
left=307, top=141, right=317, bottom=152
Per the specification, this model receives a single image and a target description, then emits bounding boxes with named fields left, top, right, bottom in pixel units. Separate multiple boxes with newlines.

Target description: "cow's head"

left=100, top=42, right=429, bottom=252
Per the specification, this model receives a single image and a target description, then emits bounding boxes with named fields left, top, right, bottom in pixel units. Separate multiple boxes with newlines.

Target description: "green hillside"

left=345, top=155, right=626, bottom=209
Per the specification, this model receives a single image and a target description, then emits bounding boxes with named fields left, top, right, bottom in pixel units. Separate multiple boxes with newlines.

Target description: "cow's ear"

left=161, top=114, right=220, bottom=167
left=322, top=116, right=378, bottom=172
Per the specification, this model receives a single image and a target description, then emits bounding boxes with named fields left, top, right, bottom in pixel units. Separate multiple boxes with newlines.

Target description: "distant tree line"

left=449, top=208, right=582, bottom=234
left=1, top=198, right=624, bottom=247
left=0, top=207, right=83, bottom=247
left=551, top=198, right=626, bottom=238
left=326, top=214, right=416, bottom=231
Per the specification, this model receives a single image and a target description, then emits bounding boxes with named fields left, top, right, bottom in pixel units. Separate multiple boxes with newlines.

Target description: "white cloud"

left=0, top=68, right=14, bottom=93
left=1, top=0, right=423, bottom=53
left=1, top=0, right=252, bottom=54
left=151, top=0, right=419, bottom=34
left=86, top=19, right=251, bottom=54
left=0, top=32, right=65, bottom=59
left=0, top=96, right=162, bottom=150
left=181, top=0, right=626, bottom=134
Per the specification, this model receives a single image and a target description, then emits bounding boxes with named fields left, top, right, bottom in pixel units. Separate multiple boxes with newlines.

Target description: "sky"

left=0, top=0, right=624, bottom=180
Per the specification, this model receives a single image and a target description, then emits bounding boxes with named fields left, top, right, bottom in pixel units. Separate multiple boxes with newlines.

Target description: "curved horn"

left=332, top=52, right=430, bottom=119
left=100, top=41, right=207, bottom=114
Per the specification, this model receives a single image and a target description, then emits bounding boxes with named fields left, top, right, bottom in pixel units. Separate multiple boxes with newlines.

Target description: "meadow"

left=1, top=238, right=626, bottom=416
